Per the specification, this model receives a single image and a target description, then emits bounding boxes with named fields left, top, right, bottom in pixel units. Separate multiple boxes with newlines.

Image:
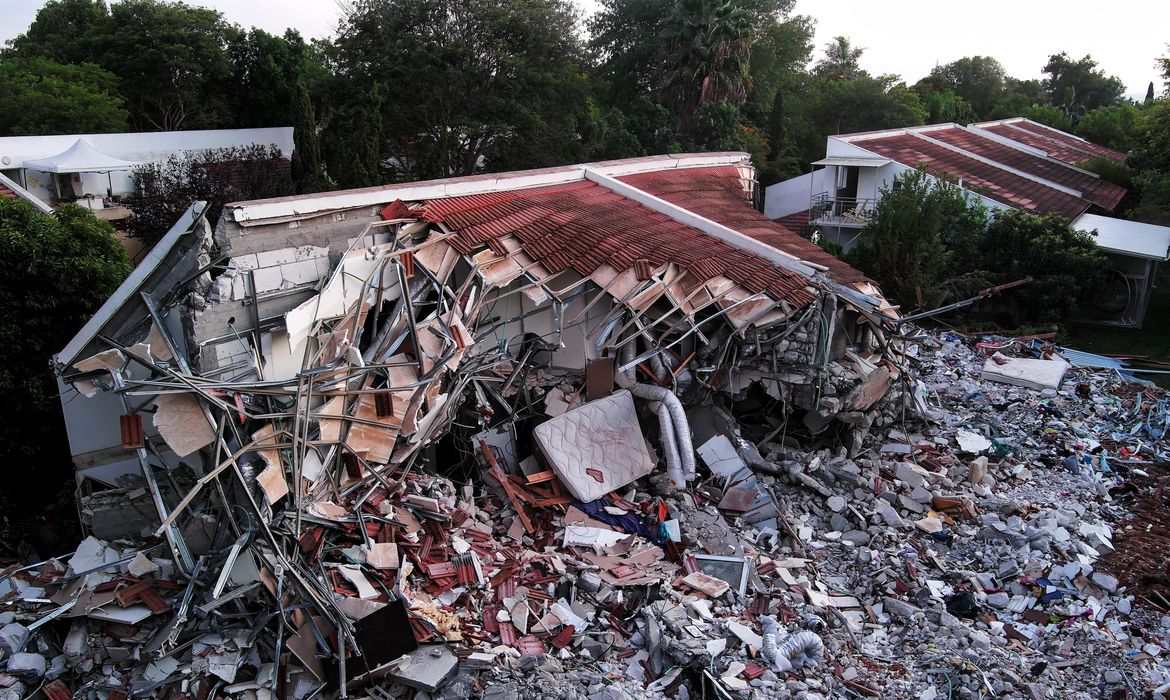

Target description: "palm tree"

left=662, top=0, right=754, bottom=128
left=815, top=36, right=865, bottom=81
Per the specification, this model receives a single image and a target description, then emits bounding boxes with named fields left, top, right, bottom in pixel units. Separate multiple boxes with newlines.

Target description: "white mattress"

left=533, top=389, right=656, bottom=502
left=981, top=354, right=1068, bottom=391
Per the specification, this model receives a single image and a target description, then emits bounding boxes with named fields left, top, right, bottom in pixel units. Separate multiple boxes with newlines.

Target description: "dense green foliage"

left=0, top=199, right=130, bottom=503
left=327, top=0, right=587, bottom=181
left=980, top=210, right=1108, bottom=322
left=0, top=57, right=129, bottom=134
left=847, top=169, right=974, bottom=308
left=849, top=169, right=1108, bottom=323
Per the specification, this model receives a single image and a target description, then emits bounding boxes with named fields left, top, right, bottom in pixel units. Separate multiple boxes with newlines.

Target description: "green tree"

left=3, top=0, right=108, bottom=65
left=744, top=11, right=813, bottom=127
left=94, top=0, right=239, bottom=130
left=588, top=0, right=676, bottom=105
left=1042, top=52, right=1125, bottom=120
left=1022, top=104, right=1072, bottom=131
left=922, top=89, right=977, bottom=124
left=328, top=0, right=586, bottom=181
left=814, top=36, right=865, bottom=80
left=1074, top=104, right=1139, bottom=152
left=987, top=77, right=1046, bottom=119
left=662, top=0, right=755, bottom=129
left=914, top=56, right=1006, bottom=119
left=1129, top=99, right=1170, bottom=224
left=977, top=209, right=1107, bottom=322
left=1159, top=45, right=1170, bottom=97
left=291, top=83, right=329, bottom=194
left=0, top=57, right=129, bottom=135
left=792, top=74, right=925, bottom=164
left=320, top=90, right=385, bottom=189
left=227, top=29, right=318, bottom=129
left=691, top=101, right=765, bottom=160
left=578, top=98, right=644, bottom=161
left=847, top=168, right=981, bottom=309
left=0, top=200, right=130, bottom=513
left=7, top=0, right=241, bottom=131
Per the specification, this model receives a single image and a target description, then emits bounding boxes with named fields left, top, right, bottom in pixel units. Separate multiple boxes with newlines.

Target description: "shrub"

left=125, top=144, right=293, bottom=242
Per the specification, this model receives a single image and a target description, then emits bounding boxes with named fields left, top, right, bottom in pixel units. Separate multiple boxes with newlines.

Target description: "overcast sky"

left=2, top=0, right=1166, bottom=99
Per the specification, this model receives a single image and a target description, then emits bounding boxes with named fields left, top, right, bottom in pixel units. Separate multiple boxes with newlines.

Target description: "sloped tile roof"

left=977, top=124, right=1103, bottom=167
left=419, top=174, right=822, bottom=306
left=925, top=127, right=1125, bottom=211
left=1005, top=121, right=1127, bottom=163
left=859, top=134, right=1090, bottom=220
left=619, top=167, right=871, bottom=285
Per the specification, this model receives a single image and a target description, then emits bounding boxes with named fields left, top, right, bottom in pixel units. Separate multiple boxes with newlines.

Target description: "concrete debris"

left=14, top=188, right=1170, bottom=699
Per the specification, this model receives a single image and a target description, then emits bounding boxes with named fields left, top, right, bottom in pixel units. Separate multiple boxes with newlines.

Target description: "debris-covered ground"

left=4, top=330, right=1170, bottom=700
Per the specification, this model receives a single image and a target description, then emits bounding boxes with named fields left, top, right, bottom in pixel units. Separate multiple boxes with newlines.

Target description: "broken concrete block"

left=874, top=501, right=905, bottom=528
left=894, top=462, right=926, bottom=489
left=968, top=456, right=988, bottom=484
left=6, top=652, right=47, bottom=680
left=1091, top=572, right=1119, bottom=593
left=881, top=597, right=921, bottom=619
left=0, top=622, right=29, bottom=655
left=389, top=645, right=459, bottom=692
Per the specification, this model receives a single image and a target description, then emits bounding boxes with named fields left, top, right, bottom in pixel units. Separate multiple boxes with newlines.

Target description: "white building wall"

left=763, top=169, right=835, bottom=218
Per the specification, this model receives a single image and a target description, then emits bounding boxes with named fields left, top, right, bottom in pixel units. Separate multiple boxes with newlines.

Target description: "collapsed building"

left=41, top=153, right=898, bottom=691
left=4, top=153, right=1166, bottom=699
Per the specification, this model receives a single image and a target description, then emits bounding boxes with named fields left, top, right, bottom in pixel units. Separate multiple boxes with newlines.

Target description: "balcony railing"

left=810, top=194, right=875, bottom=226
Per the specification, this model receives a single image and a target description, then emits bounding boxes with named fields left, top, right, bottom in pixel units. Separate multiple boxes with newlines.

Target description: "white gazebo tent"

left=22, top=138, right=140, bottom=201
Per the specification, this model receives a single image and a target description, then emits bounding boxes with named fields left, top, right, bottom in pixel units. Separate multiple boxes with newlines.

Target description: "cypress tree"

left=291, top=83, right=328, bottom=194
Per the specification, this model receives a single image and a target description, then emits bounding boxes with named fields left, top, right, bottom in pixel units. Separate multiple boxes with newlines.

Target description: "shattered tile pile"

left=4, top=327, right=1169, bottom=699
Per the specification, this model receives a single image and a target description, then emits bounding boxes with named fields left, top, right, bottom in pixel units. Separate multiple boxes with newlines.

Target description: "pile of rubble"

left=4, top=327, right=1169, bottom=699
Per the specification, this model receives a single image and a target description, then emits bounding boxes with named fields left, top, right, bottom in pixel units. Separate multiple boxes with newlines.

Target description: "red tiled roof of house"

left=773, top=209, right=812, bottom=233
left=925, top=127, right=1125, bottom=211
left=420, top=174, right=821, bottom=306
left=0, top=180, right=17, bottom=200
left=977, top=124, right=1101, bottom=166
left=1004, top=120, right=1127, bottom=163
left=859, top=134, right=1090, bottom=220
left=619, top=166, right=870, bottom=285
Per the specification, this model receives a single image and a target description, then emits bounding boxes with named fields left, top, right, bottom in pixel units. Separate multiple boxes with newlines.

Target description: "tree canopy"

left=1042, top=52, right=1126, bottom=121
left=0, top=58, right=129, bottom=135
left=849, top=168, right=1107, bottom=323
left=327, top=0, right=587, bottom=180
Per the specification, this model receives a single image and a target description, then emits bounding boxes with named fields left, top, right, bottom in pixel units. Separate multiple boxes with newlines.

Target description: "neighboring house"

left=0, top=127, right=293, bottom=219
left=765, top=117, right=1170, bottom=328
left=53, top=152, right=893, bottom=497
